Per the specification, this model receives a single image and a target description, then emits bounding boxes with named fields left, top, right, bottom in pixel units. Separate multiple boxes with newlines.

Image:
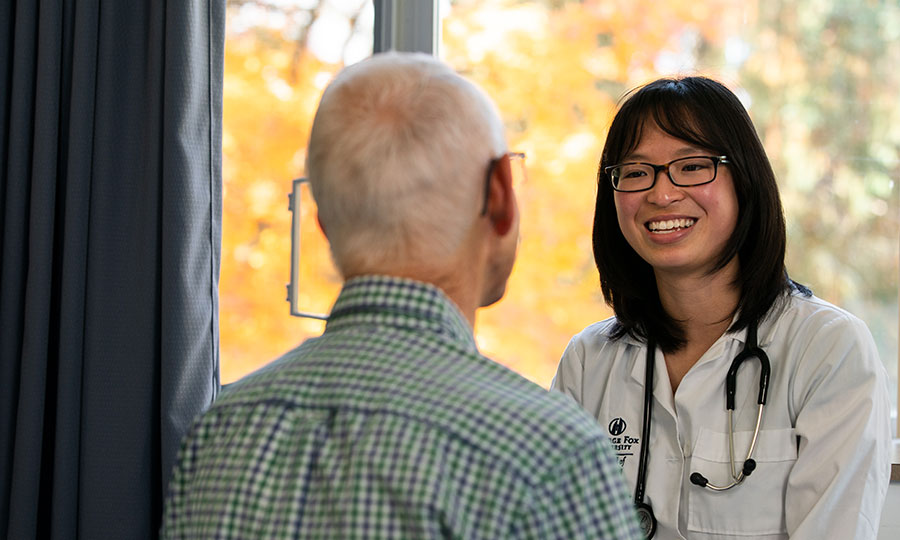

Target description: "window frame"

left=373, top=0, right=437, bottom=54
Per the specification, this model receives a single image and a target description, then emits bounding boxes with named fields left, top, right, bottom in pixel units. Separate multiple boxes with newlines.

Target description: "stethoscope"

left=633, top=323, right=771, bottom=539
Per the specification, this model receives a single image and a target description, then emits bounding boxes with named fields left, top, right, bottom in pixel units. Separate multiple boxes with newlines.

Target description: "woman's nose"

left=645, top=170, right=684, bottom=206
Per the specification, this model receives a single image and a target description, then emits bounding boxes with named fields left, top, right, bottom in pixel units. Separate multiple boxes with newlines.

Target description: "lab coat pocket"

left=688, top=427, right=797, bottom=537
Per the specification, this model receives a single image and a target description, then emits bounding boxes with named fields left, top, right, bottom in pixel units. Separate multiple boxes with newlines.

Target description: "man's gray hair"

left=306, top=52, right=507, bottom=276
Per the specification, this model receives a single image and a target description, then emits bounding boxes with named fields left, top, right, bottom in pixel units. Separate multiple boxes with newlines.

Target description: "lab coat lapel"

left=629, top=342, right=677, bottom=420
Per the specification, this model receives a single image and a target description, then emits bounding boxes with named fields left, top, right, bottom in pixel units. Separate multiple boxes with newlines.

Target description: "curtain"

left=0, top=1, right=223, bottom=537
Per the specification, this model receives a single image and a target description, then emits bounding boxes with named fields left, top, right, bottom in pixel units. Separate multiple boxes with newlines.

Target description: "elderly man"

left=162, top=52, right=640, bottom=539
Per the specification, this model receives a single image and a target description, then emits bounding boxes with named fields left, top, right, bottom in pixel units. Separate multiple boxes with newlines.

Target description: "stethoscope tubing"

left=633, top=337, right=657, bottom=538
left=635, top=337, right=655, bottom=505
left=632, top=323, right=770, bottom=538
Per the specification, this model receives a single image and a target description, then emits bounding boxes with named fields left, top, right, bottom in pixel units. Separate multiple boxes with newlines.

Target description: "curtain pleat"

left=0, top=1, right=223, bottom=538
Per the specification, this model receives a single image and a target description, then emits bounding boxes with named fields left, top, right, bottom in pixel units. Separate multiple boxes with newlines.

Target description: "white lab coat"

left=552, top=292, right=892, bottom=539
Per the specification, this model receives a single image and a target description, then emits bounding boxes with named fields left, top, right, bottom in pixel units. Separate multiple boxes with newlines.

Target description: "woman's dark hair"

left=594, top=76, right=808, bottom=352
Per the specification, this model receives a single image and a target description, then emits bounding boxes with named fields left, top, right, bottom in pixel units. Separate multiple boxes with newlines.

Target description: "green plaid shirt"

left=162, top=275, right=640, bottom=539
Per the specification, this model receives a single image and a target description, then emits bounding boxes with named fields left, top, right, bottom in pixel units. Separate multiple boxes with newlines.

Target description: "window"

left=221, top=0, right=899, bottom=431
left=220, top=0, right=372, bottom=380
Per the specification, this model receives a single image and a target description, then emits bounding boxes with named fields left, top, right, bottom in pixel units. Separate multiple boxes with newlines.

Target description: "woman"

left=552, top=77, right=891, bottom=539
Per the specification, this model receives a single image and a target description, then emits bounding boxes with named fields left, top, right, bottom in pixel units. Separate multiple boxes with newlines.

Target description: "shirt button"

left=682, top=441, right=691, bottom=456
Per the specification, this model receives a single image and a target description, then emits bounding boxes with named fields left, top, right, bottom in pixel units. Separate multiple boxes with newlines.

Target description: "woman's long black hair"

left=594, top=76, right=808, bottom=352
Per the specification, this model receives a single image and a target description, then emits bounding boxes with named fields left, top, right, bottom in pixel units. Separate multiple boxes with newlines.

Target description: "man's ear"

left=485, top=154, right=516, bottom=236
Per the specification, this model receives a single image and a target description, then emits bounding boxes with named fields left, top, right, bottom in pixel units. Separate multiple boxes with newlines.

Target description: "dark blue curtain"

left=0, top=1, right=223, bottom=537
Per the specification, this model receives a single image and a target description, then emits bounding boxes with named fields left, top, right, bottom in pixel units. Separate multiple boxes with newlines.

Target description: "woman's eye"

left=681, top=163, right=707, bottom=172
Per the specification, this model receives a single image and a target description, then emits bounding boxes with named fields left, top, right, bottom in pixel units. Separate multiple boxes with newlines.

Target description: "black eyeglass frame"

left=604, top=155, right=730, bottom=193
left=481, top=152, right=526, bottom=215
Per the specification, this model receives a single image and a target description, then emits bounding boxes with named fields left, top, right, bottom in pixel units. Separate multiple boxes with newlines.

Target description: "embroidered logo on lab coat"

left=608, top=417, right=640, bottom=467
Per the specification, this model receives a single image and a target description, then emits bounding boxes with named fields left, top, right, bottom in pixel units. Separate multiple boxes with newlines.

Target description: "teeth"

left=648, top=218, right=695, bottom=232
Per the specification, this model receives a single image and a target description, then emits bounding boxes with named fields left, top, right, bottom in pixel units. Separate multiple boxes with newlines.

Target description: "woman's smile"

left=646, top=217, right=696, bottom=233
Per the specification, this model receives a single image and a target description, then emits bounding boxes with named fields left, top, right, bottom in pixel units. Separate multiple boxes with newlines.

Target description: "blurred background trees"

left=220, top=0, right=899, bottom=416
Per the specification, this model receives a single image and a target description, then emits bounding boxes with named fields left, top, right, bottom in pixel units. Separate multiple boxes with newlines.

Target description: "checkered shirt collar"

left=326, top=275, right=478, bottom=352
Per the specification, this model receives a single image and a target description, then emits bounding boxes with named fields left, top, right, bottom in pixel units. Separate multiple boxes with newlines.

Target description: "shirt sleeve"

left=550, top=335, right=586, bottom=403
left=785, top=314, right=892, bottom=539
left=510, top=436, right=642, bottom=539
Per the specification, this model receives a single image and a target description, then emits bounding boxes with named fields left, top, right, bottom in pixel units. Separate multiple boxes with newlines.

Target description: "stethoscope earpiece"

left=742, top=458, right=757, bottom=476
left=689, top=472, right=708, bottom=487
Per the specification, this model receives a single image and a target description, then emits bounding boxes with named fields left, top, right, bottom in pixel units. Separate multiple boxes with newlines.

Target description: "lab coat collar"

left=729, top=302, right=783, bottom=350
left=623, top=302, right=783, bottom=392
left=627, top=338, right=677, bottom=416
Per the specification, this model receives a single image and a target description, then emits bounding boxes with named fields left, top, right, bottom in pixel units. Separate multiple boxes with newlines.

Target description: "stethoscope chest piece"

left=635, top=501, right=656, bottom=539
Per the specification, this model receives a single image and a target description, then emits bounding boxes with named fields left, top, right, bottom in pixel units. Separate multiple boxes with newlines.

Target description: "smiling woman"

left=553, top=74, right=892, bottom=540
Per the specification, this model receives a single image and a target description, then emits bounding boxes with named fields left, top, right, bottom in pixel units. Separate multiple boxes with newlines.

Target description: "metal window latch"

left=287, top=177, right=329, bottom=321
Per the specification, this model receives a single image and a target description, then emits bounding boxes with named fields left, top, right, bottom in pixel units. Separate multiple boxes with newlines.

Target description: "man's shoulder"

left=203, top=332, right=609, bottom=473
